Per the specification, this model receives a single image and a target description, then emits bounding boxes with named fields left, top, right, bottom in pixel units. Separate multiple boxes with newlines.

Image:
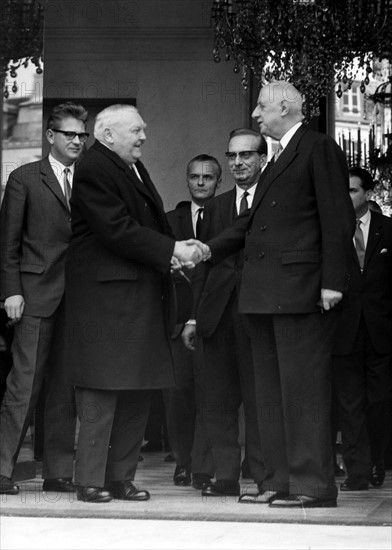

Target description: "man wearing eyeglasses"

left=182, top=129, right=268, bottom=497
left=0, top=102, right=88, bottom=495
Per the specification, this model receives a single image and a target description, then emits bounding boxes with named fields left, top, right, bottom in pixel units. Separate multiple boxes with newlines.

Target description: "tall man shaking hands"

left=65, top=104, right=205, bottom=503
left=202, top=81, right=355, bottom=508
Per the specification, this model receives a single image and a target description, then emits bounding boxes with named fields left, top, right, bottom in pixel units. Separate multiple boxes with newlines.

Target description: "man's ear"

left=103, top=127, right=114, bottom=144
left=260, top=154, right=268, bottom=169
left=280, top=100, right=290, bottom=117
left=46, top=128, right=54, bottom=145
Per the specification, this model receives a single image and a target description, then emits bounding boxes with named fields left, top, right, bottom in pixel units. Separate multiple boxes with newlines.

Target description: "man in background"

left=334, top=167, right=392, bottom=491
left=0, top=102, right=88, bottom=495
left=165, top=154, right=220, bottom=489
left=183, top=129, right=267, bottom=497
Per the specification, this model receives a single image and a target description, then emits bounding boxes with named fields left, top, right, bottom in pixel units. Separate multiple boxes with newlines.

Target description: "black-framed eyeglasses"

left=52, top=129, right=89, bottom=143
left=225, top=150, right=259, bottom=161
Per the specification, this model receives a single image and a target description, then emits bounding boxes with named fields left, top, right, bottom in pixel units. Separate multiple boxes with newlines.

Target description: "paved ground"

left=1, top=452, right=391, bottom=549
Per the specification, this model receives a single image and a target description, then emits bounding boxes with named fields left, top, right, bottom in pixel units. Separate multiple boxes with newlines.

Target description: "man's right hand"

left=4, top=295, right=25, bottom=322
left=173, top=240, right=211, bottom=269
left=182, top=323, right=197, bottom=351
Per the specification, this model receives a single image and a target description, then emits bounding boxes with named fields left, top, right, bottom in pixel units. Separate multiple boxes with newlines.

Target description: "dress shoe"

left=42, top=478, right=75, bottom=493
left=111, top=480, right=150, bottom=501
left=241, top=458, right=252, bottom=480
left=269, top=494, right=337, bottom=508
left=370, top=465, right=385, bottom=487
left=334, top=463, right=345, bottom=477
left=340, top=476, right=369, bottom=491
left=164, top=452, right=175, bottom=463
left=141, top=441, right=162, bottom=452
left=0, top=475, right=19, bottom=495
left=238, top=489, right=283, bottom=504
left=173, top=465, right=191, bottom=486
left=76, top=486, right=113, bottom=503
left=192, top=473, right=212, bottom=490
left=202, top=479, right=240, bottom=497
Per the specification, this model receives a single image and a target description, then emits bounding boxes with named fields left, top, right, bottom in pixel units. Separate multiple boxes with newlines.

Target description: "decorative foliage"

left=1, top=0, right=44, bottom=96
left=212, top=0, right=392, bottom=120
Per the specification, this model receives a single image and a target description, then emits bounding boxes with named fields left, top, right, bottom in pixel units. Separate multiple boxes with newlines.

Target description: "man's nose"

left=251, top=106, right=259, bottom=119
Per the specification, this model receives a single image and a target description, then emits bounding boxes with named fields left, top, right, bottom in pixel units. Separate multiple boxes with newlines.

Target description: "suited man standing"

left=165, top=154, right=220, bottom=489
left=203, top=81, right=355, bottom=507
left=0, top=102, right=88, bottom=495
left=65, top=104, right=203, bottom=503
left=334, top=167, right=392, bottom=491
left=183, top=129, right=268, bottom=497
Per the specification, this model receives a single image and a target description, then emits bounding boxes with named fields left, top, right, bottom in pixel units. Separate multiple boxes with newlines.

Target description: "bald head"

left=252, top=81, right=304, bottom=140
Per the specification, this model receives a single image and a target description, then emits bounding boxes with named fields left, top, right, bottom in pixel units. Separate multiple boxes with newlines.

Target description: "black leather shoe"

left=192, top=473, right=212, bottom=490
left=0, top=475, right=19, bottom=495
left=76, top=486, right=113, bottom=503
left=42, top=478, right=75, bottom=493
left=370, top=465, right=385, bottom=487
left=173, top=465, right=191, bottom=486
left=164, top=453, right=175, bottom=463
left=202, top=479, right=240, bottom=497
left=141, top=441, right=162, bottom=452
left=340, top=476, right=369, bottom=491
left=111, top=480, right=150, bottom=501
left=239, top=490, right=283, bottom=504
left=334, top=463, right=345, bottom=477
left=269, top=494, right=337, bottom=508
left=241, top=458, right=252, bottom=480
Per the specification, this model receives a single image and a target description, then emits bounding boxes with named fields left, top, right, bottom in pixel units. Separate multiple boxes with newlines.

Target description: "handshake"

left=171, top=239, right=211, bottom=271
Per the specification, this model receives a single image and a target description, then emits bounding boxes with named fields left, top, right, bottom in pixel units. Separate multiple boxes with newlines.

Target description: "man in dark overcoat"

left=65, top=104, right=202, bottom=503
left=201, top=81, right=355, bottom=507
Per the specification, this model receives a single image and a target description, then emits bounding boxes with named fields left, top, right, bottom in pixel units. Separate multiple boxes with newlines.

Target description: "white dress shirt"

left=48, top=154, right=75, bottom=194
left=235, top=183, right=257, bottom=215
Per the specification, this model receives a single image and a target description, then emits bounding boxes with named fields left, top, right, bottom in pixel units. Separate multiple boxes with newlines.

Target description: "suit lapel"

left=40, top=157, right=69, bottom=211
left=250, top=125, right=306, bottom=218
left=364, top=213, right=383, bottom=269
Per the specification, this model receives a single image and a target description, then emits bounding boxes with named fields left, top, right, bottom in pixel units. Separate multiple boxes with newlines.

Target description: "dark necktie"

left=239, top=191, right=249, bottom=215
left=63, top=168, right=72, bottom=210
left=354, top=219, right=365, bottom=270
left=195, top=207, right=204, bottom=238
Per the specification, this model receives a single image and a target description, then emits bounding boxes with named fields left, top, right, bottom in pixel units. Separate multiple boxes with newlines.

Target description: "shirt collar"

left=279, top=122, right=303, bottom=151
left=49, top=153, right=75, bottom=180
left=191, top=201, right=203, bottom=218
left=358, top=208, right=371, bottom=227
left=235, top=182, right=257, bottom=201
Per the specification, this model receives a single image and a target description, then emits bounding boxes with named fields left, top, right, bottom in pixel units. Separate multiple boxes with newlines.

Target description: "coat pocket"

left=96, top=264, right=138, bottom=281
left=20, top=264, right=45, bottom=274
left=281, top=250, right=320, bottom=264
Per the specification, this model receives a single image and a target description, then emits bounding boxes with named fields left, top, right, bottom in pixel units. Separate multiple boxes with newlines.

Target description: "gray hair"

left=94, top=104, right=138, bottom=140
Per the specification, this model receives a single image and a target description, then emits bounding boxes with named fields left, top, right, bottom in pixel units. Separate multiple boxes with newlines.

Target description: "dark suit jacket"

left=166, top=201, right=194, bottom=331
left=65, top=140, right=176, bottom=390
left=0, top=157, right=71, bottom=317
left=208, top=125, right=355, bottom=314
left=194, top=188, right=241, bottom=337
left=333, top=211, right=392, bottom=355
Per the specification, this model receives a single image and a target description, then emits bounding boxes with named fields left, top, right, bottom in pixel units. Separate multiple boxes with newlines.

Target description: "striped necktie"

left=354, top=219, right=365, bottom=270
left=63, top=168, right=72, bottom=210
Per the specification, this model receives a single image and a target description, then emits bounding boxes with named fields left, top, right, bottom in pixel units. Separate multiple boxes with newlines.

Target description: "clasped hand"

left=172, top=239, right=210, bottom=270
